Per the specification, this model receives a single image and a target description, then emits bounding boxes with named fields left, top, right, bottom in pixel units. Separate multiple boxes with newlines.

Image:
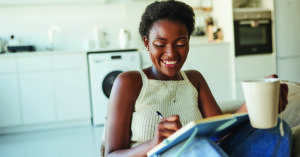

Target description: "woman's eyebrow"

left=177, top=37, right=188, bottom=40
left=154, top=37, right=188, bottom=41
left=154, top=37, right=167, bottom=41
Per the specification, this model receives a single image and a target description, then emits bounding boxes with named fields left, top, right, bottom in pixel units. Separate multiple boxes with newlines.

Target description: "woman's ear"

left=143, top=36, right=149, bottom=51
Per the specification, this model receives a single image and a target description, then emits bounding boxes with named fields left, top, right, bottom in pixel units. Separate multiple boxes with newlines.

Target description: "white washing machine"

left=88, top=49, right=141, bottom=125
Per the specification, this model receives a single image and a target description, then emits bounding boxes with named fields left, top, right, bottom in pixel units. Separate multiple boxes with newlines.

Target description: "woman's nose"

left=165, top=45, right=176, bottom=57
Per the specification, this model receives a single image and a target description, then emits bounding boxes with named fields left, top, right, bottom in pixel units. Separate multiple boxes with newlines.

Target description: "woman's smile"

left=161, top=59, right=179, bottom=68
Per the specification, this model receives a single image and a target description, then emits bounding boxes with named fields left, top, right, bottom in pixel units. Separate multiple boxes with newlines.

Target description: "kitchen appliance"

left=233, top=8, right=273, bottom=56
left=7, top=45, right=35, bottom=52
left=275, top=0, right=300, bottom=82
left=232, top=0, right=249, bottom=8
left=87, top=49, right=141, bottom=125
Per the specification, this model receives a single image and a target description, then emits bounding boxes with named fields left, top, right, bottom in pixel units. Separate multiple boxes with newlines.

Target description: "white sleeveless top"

left=130, top=70, right=203, bottom=146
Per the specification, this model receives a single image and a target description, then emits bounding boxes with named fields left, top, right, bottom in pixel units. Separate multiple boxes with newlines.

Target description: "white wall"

left=212, top=0, right=236, bottom=99
left=0, top=2, right=149, bottom=51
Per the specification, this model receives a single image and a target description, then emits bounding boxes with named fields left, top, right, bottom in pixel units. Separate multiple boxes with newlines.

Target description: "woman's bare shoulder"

left=112, top=70, right=143, bottom=102
left=183, top=70, right=204, bottom=88
left=184, top=70, right=203, bottom=78
left=117, top=70, right=143, bottom=83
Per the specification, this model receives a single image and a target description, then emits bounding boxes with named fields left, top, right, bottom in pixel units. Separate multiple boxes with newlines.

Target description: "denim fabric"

left=219, top=118, right=293, bottom=157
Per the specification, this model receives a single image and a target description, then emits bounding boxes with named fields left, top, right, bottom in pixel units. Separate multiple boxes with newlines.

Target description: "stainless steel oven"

left=234, top=8, right=273, bottom=56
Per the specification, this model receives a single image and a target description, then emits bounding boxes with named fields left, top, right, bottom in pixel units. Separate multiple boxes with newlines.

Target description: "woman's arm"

left=185, top=70, right=223, bottom=118
left=105, top=71, right=182, bottom=157
left=105, top=71, right=147, bottom=157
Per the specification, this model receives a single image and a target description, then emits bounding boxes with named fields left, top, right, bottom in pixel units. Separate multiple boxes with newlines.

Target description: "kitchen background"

left=0, top=0, right=299, bottom=157
left=0, top=2, right=147, bottom=51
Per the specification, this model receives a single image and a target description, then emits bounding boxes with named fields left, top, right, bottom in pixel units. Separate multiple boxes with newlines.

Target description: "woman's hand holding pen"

left=151, top=114, right=182, bottom=147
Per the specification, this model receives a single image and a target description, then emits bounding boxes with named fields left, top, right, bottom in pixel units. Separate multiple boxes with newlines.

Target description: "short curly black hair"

left=139, top=0, right=195, bottom=39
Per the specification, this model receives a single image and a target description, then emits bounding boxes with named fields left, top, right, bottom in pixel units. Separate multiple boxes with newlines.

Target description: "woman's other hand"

left=151, top=115, right=182, bottom=146
left=265, top=74, right=289, bottom=113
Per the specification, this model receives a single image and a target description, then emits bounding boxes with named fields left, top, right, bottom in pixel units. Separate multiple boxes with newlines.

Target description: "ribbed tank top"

left=130, top=70, right=203, bottom=146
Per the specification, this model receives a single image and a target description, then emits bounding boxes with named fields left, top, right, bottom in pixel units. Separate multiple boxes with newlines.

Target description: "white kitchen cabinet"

left=235, top=54, right=277, bottom=100
left=53, top=54, right=85, bottom=70
left=0, top=74, right=22, bottom=127
left=53, top=53, right=91, bottom=121
left=17, top=55, right=52, bottom=72
left=0, top=51, right=91, bottom=132
left=185, top=43, right=235, bottom=103
left=17, top=55, right=56, bottom=125
left=235, top=54, right=276, bottom=80
left=19, top=72, right=56, bottom=125
left=0, top=57, right=18, bottom=73
left=277, top=57, right=300, bottom=82
left=0, top=58, right=22, bottom=127
left=54, top=69, right=90, bottom=121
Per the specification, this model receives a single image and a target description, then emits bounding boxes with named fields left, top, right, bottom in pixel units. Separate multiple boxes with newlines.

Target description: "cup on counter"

left=242, top=78, right=280, bottom=129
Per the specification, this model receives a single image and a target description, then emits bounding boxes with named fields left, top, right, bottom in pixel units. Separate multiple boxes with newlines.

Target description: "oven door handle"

left=239, top=20, right=270, bottom=27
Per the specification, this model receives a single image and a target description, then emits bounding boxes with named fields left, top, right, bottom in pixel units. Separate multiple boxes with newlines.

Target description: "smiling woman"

left=103, top=1, right=292, bottom=157
left=144, top=20, right=190, bottom=79
left=104, top=1, right=222, bottom=156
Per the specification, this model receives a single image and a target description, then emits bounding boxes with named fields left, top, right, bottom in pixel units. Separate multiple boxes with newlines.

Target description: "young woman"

left=104, top=1, right=290, bottom=157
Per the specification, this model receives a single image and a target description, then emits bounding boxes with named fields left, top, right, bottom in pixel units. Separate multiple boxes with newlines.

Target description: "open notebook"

left=147, top=113, right=249, bottom=157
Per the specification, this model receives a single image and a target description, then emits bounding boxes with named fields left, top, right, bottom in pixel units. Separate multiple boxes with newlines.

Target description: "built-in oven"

left=233, top=8, right=273, bottom=56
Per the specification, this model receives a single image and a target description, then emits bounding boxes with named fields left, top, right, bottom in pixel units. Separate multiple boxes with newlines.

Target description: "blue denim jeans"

left=219, top=118, right=293, bottom=157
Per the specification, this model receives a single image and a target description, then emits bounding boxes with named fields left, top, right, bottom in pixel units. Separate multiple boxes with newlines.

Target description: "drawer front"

left=17, top=55, right=52, bottom=72
left=53, top=54, right=85, bottom=70
left=0, top=58, right=17, bottom=73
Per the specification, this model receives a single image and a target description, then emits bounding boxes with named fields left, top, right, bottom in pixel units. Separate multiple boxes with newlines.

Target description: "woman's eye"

left=176, top=44, right=186, bottom=47
left=154, top=44, right=165, bottom=47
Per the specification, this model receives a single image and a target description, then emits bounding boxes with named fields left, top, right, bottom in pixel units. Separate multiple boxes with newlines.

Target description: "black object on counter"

left=7, top=45, right=35, bottom=52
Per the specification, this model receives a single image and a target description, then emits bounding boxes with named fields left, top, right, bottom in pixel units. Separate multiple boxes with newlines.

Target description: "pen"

left=155, top=111, right=164, bottom=119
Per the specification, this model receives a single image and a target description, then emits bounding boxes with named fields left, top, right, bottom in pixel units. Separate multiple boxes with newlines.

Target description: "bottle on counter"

left=206, top=17, right=214, bottom=42
left=7, top=35, right=20, bottom=46
left=214, top=28, right=224, bottom=42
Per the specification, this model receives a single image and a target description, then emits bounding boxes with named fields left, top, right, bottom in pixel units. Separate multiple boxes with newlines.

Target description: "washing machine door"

left=102, top=70, right=123, bottom=98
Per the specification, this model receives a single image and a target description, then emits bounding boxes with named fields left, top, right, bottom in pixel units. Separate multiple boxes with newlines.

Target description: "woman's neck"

left=144, top=66, right=182, bottom=81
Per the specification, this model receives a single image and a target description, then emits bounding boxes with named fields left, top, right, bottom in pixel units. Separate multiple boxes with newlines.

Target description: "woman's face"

left=144, top=19, right=189, bottom=80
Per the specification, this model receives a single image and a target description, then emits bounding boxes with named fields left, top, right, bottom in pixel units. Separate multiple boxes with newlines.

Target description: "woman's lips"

left=161, top=59, right=179, bottom=68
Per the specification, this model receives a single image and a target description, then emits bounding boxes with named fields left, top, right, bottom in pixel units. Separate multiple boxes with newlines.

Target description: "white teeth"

left=164, top=60, right=177, bottom=64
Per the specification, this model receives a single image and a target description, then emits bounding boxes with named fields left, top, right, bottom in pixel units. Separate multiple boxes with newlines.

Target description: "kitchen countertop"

left=0, top=50, right=86, bottom=58
left=0, top=38, right=230, bottom=58
left=189, top=36, right=230, bottom=46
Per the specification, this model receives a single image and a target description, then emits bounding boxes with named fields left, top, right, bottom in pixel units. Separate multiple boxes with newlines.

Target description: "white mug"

left=242, top=78, right=280, bottom=129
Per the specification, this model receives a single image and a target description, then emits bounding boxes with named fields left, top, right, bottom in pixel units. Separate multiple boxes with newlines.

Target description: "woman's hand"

left=278, top=83, right=288, bottom=112
left=265, top=74, right=289, bottom=113
left=151, top=115, right=182, bottom=146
